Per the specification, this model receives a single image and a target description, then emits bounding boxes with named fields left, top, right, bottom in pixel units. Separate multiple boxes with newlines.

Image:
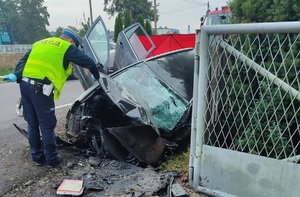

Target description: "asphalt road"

left=0, top=80, right=84, bottom=196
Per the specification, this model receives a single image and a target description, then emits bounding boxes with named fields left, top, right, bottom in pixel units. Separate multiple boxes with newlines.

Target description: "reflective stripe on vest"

left=22, top=37, right=72, bottom=100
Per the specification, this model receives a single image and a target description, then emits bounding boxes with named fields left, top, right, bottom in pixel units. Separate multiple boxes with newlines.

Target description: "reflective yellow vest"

left=22, top=37, right=72, bottom=100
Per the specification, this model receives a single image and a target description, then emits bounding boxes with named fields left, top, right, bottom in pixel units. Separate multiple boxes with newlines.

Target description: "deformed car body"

left=66, top=16, right=195, bottom=166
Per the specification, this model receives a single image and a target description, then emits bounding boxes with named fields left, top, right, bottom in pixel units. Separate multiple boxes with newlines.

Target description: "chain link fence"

left=207, top=33, right=300, bottom=159
left=190, top=22, right=300, bottom=197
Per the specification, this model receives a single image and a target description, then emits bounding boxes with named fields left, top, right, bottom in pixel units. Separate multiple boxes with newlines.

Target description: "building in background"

left=156, top=27, right=179, bottom=35
left=0, top=31, right=13, bottom=45
left=201, top=5, right=232, bottom=26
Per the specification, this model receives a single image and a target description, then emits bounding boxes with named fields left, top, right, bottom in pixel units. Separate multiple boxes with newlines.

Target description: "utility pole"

left=206, top=1, right=210, bottom=16
left=89, top=0, right=93, bottom=25
left=153, top=0, right=157, bottom=35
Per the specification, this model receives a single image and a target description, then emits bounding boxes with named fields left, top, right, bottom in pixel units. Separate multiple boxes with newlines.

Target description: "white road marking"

left=55, top=103, right=72, bottom=109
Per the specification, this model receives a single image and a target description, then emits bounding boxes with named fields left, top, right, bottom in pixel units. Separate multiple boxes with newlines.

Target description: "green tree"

left=103, top=0, right=153, bottom=23
left=78, top=13, right=91, bottom=36
left=0, top=0, right=19, bottom=43
left=124, top=9, right=131, bottom=29
left=0, top=0, right=50, bottom=44
left=145, top=20, right=152, bottom=35
left=136, top=14, right=145, bottom=35
left=53, top=14, right=90, bottom=38
left=114, top=13, right=123, bottom=42
left=54, top=27, right=63, bottom=37
left=229, top=0, right=300, bottom=23
left=0, top=0, right=9, bottom=30
left=226, top=0, right=300, bottom=157
left=136, top=14, right=144, bottom=28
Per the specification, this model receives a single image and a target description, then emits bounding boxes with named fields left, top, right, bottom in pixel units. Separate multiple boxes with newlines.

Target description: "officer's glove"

left=91, top=74, right=96, bottom=82
left=3, top=73, right=17, bottom=82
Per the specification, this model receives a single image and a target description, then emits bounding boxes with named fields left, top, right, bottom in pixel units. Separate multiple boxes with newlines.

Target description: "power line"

left=181, top=0, right=207, bottom=6
left=159, top=6, right=199, bottom=16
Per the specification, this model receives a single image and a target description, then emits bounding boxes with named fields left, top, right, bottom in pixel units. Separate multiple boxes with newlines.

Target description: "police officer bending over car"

left=3, top=28, right=100, bottom=168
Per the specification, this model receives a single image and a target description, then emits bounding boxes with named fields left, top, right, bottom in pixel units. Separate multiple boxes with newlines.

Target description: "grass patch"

left=159, top=147, right=190, bottom=173
left=0, top=54, right=24, bottom=75
left=0, top=66, right=15, bottom=75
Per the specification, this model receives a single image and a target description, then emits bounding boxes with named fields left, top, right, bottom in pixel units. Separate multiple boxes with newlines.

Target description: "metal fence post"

left=192, top=27, right=210, bottom=188
left=189, top=29, right=201, bottom=187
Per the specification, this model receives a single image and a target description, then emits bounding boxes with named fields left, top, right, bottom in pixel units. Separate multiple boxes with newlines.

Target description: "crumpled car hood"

left=67, top=74, right=165, bottom=165
left=67, top=49, right=195, bottom=166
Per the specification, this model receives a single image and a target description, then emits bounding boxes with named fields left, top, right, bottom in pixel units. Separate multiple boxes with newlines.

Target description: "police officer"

left=3, top=28, right=100, bottom=168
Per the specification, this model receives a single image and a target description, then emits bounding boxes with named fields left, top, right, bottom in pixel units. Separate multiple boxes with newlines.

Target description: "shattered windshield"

left=113, top=64, right=187, bottom=132
left=146, top=49, right=194, bottom=101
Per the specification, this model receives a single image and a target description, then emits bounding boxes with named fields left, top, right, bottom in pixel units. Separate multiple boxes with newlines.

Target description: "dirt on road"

left=3, top=147, right=177, bottom=197
left=2, top=108, right=202, bottom=197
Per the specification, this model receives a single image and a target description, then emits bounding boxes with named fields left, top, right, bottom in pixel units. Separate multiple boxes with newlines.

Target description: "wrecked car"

left=65, top=16, right=195, bottom=166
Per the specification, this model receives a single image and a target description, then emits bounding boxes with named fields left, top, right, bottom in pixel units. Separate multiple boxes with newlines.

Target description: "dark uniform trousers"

left=20, top=79, right=59, bottom=164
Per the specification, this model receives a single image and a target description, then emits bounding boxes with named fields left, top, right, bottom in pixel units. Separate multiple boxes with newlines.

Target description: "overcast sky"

left=44, top=0, right=229, bottom=34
